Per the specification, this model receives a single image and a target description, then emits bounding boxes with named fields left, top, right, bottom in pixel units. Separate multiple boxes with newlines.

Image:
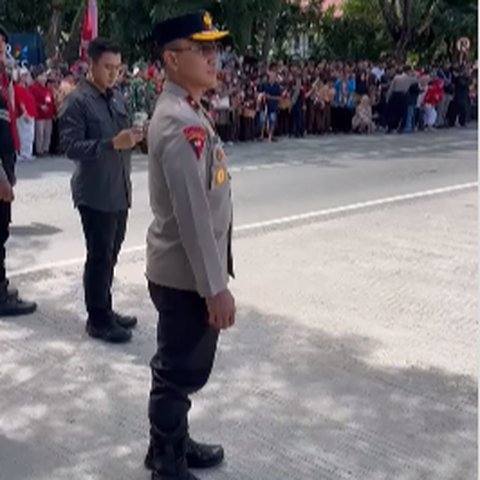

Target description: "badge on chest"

left=215, top=167, right=226, bottom=186
left=212, top=143, right=228, bottom=186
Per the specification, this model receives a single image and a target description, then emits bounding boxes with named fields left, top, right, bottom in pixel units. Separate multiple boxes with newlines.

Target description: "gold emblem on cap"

left=203, top=12, right=213, bottom=30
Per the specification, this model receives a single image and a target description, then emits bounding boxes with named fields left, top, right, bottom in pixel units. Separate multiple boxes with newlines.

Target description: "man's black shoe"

left=86, top=321, right=132, bottom=343
left=145, top=437, right=224, bottom=470
left=112, top=311, right=138, bottom=329
left=0, top=295, right=37, bottom=317
left=152, top=469, right=200, bottom=480
left=5, top=280, right=18, bottom=299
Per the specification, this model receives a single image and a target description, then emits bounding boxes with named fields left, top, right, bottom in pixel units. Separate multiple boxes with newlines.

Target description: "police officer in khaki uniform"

left=144, top=12, right=235, bottom=480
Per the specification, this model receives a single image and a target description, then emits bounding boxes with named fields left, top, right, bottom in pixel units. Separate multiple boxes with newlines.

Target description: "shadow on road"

left=0, top=268, right=476, bottom=480
left=10, top=223, right=63, bottom=237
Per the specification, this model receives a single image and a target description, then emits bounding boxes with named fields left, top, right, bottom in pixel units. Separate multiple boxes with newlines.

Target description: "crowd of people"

left=6, top=50, right=478, bottom=159
left=205, top=54, right=477, bottom=143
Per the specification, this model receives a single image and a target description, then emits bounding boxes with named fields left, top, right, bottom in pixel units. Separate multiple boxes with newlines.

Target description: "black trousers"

left=331, top=106, right=353, bottom=133
left=448, top=98, right=469, bottom=127
left=292, top=104, right=304, bottom=137
left=277, top=109, right=291, bottom=136
left=0, top=201, right=11, bottom=283
left=240, top=116, right=255, bottom=141
left=148, top=283, right=219, bottom=445
left=78, top=206, right=128, bottom=325
left=49, top=119, right=60, bottom=155
left=387, top=92, right=407, bottom=132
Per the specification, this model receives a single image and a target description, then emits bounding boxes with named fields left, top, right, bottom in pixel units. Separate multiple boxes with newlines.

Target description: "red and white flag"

left=79, top=0, right=98, bottom=60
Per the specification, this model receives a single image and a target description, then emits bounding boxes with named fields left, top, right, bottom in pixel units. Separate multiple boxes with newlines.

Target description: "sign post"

left=456, top=37, right=471, bottom=64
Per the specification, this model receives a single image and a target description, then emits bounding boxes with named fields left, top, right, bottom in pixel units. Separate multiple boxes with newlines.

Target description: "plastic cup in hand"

left=133, top=111, right=148, bottom=129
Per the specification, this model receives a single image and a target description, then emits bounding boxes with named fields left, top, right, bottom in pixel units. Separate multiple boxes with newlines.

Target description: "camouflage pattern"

left=128, top=76, right=158, bottom=118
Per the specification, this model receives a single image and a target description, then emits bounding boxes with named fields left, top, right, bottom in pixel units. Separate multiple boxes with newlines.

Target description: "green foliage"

left=0, top=0, right=79, bottom=34
left=0, top=0, right=476, bottom=64
left=316, top=0, right=392, bottom=61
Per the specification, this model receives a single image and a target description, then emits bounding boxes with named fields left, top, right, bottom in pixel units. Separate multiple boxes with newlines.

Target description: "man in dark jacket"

left=448, top=65, right=471, bottom=127
left=59, top=38, right=143, bottom=343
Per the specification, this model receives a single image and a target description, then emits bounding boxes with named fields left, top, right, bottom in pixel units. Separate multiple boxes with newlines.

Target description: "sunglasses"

left=169, top=42, right=219, bottom=58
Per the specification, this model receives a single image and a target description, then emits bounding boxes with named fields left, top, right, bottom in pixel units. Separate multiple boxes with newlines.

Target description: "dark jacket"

left=59, top=80, right=132, bottom=212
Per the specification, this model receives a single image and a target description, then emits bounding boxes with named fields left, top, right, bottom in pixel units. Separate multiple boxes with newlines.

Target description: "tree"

left=0, top=0, right=84, bottom=61
left=377, top=0, right=442, bottom=62
left=314, top=0, right=391, bottom=61
left=1, top=0, right=475, bottom=65
left=104, top=0, right=215, bottom=62
left=419, top=0, right=477, bottom=63
left=0, top=0, right=51, bottom=32
left=221, top=0, right=256, bottom=53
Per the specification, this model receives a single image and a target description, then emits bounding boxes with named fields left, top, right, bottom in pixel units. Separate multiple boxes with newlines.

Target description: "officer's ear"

left=162, top=51, right=179, bottom=72
left=161, top=40, right=182, bottom=72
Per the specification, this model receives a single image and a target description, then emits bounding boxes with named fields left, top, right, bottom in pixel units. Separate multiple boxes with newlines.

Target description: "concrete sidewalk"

left=0, top=189, right=477, bottom=480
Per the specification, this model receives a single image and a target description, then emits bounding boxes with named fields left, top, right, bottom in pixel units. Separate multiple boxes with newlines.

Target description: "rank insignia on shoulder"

left=185, top=95, right=200, bottom=111
left=183, top=126, right=206, bottom=160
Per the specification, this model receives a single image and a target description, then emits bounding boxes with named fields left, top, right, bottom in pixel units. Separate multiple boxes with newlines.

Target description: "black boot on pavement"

left=0, top=280, right=37, bottom=317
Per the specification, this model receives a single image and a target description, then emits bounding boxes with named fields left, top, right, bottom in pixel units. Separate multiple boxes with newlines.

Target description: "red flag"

left=79, top=0, right=98, bottom=60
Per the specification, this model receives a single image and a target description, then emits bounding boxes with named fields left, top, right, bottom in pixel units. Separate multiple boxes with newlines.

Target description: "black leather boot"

left=151, top=437, right=200, bottom=480
left=86, top=314, right=132, bottom=343
left=112, top=311, right=138, bottom=329
left=0, top=281, right=37, bottom=317
left=145, top=435, right=224, bottom=471
left=5, top=279, right=18, bottom=299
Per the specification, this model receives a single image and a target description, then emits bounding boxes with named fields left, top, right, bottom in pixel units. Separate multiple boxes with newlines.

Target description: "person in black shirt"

left=355, top=70, right=369, bottom=100
left=60, top=38, right=144, bottom=343
left=448, top=65, right=471, bottom=127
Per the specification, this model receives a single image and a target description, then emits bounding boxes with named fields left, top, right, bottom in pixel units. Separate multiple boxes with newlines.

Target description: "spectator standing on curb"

left=14, top=68, right=37, bottom=161
left=30, top=68, right=55, bottom=157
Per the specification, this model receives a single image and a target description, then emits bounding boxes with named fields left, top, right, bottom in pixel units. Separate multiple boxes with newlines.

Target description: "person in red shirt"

left=30, top=69, right=55, bottom=156
left=14, top=68, right=37, bottom=160
left=423, top=78, right=444, bottom=129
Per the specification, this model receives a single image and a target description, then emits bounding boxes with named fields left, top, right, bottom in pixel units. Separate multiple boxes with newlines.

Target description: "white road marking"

left=229, top=160, right=303, bottom=173
left=235, top=182, right=478, bottom=232
left=9, top=181, right=477, bottom=277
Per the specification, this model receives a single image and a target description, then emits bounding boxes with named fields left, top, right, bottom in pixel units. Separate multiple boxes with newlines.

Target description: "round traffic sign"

left=457, top=37, right=471, bottom=53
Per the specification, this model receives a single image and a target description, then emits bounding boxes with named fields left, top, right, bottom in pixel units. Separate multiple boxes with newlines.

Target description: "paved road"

left=7, top=126, right=477, bottom=273
left=0, top=128, right=477, bottom=480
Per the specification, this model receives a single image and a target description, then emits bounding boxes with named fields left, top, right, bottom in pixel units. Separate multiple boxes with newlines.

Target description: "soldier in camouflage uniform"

left=128, top=62, right=158, bottom=119
left=129, top=62, right=157, bottom=153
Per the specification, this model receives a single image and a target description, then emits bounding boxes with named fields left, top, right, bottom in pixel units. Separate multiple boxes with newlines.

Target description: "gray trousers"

left=436, top=94, right=453, bottom=127
left=35, top=119, right=53, bottom=155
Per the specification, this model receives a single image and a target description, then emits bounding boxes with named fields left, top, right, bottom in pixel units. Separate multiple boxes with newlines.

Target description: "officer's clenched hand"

left=113, top=128, right=144, bottom=151
left=206, top=289, right=236, bottom=330
left=0, top=179, right=14, bottom=202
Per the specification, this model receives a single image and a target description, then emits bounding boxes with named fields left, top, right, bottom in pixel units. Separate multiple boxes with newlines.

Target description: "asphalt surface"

left=0, top=127, right=477, bottom=480
left=6, top=126, right=477, bottom=273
